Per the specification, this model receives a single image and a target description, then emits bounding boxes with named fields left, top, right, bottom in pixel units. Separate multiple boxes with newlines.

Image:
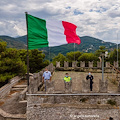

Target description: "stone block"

left=97, top=61, right=101, bottom=68
left=106, top=62, right=110, bottom=67
left=28, top=74, right=39, bottom=94
left=99, top=79, right=108, bottom=93
left=64, top=81, right=72, bottom=93
left=72, top=61, right=77, bottom=68
left=46, top=81, right=54, bottom=93
left=82, top=79, right=90, bottom=92
left=56, top=61, right=60, bottom=68
left=64, top=61, right=68, bottom=68
left=89, top=61, right=93, bottom=68
left=114, top=61, right=118, bottom=68
left=80, top=61, right=85, bottom=67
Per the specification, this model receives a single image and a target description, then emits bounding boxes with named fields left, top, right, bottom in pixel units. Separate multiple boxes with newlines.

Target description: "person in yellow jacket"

left=64, top=73, right=72, bottom=92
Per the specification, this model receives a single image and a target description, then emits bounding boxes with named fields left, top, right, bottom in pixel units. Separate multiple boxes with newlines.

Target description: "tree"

left=0, top=43, right=27, bottom=82
left=29, top=49, right=49, bottom=73
left=0, top=41, right=49, bottom=83
left=66, top=51, right=82, bottom=62
left=78, top=53, right=98, bottom=62
left=94, top=46, right=106, bottom=57
left=52, top=53, right=67, bottom=67
left=18, top=49, right=49, bottom=73
left=0, top=40, right=7, bottom=52
left=108, top=48, right=120, bottom=64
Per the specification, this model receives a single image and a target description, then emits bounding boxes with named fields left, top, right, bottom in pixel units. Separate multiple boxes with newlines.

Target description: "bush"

left=80, top=97, right=88, bottom=102
left=107, top=99, right=117, bottom=106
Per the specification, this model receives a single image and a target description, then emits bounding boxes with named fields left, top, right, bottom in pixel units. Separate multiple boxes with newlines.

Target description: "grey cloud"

left=0, top=21, right=18, bottom=36
left=96, top=28, right=118, bottom=41
left=0, top=0, right=120, bottom=44
left=108, top=11, right=120, bottom=18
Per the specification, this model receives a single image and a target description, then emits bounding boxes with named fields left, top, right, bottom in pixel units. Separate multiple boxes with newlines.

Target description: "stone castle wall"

left=27, top=95, right=120, bottom=120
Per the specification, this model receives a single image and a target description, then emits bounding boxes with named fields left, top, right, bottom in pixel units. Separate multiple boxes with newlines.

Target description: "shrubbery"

left=52, top=46, right=120, bottom=67
left=0, top=40, right=49, bottom=83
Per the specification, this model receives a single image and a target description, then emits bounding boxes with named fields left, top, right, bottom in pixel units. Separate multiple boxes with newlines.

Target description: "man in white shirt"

left=42, top=68, right=52, bottom=91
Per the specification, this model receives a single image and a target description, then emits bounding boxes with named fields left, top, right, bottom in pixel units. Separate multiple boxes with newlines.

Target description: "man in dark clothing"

left=86, top=72, right=94, bottom=91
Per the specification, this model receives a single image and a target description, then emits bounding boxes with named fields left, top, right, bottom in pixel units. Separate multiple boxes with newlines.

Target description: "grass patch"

left=107, top=99, right=117, bottom=106
left=80, top=97, right=88, bottom=103
left=97, top=101, right=101, bottom=104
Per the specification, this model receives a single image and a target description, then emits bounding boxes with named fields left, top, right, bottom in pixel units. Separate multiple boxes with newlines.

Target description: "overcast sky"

left=0, top=0, right=120, bottom=43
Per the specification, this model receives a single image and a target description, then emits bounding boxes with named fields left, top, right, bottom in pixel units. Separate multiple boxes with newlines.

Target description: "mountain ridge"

left=0, top=35, right=118, bottom=60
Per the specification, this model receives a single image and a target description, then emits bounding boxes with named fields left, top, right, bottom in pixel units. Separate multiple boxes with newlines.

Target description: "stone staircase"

left=0, top=80, right=27, bottom=120
left=10, top=82, right=28, bottom=102
left=12, top=85, right=27, bottom=91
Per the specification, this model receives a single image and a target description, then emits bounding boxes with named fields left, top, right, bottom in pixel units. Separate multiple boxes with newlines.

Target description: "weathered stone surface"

left=99, top=79, right=108, bottom=93
left=80, top=61, right=85, bottom=67
left=64, top=61, right=68, bottom=68
left=56, top=61, right=60, bottom=68
left=28, top=73, right=41, bottom=94
left=89, top=61, right=93, bottom=68
left=53, top=71, right=65, bottom=92
left=27, top=69, right=120, bottom=120
left=0, top=108, right=26, bottom=120
left=46, top=81, right=54, bottom=93
left=97, top=61, right=101, bottom=68
left=82, top=79, right=90, bottom=93
left=114, top=61, right=118, bottom=68
left=0, top=76, right=23, bottom=99
left=64, top=81, right=72, bottom=93
left=106, top=62, right=110, bottom=67
left=72, top=61, right=77, bottom=68
left=27, top=95, right=120, bottom=120
left=28, top=76, right=35, bottom=94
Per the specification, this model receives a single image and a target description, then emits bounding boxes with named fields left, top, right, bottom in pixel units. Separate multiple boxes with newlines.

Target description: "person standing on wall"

left=42, top=68, right=52, bottom=92
left=64, top=73, right=72, bottom=92
left=86, top=72, right=94, bottom=91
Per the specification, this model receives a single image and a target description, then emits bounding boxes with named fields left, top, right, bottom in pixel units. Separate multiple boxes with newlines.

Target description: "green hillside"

left=0, top=35, right=118, bottom=60
left=15, top=35, right=27, bottom=43
left=0, top=36, right=26, bottom=49
left=38, top=36, right=117, bottom=60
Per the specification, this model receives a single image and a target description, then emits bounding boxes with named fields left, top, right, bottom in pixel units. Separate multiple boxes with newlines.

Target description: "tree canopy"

left=0, top=41, right=49, bottom=82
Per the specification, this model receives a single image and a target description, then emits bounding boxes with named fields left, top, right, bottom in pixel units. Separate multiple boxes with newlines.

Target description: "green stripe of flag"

left=27, top=14, right=49, bottom=49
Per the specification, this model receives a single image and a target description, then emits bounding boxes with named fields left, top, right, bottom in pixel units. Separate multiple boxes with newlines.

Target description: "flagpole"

left=49, top=47, right=50, bottom=63
left=74, top=43, right=75, bottom=61
left=117, top=33, right=118, bottom=68
left=49, top=47, right=50, bottom=70
left=25, top=12, right=29, bottom=87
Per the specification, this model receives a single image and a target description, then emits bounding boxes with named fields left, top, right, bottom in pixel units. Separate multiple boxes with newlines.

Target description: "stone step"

left=35, top=92, right=120, bottom=96
left=13, top=85, right=27, bottom=88
left=19, top=100, right=27, bottom=103
left=11, top=88, right=25, bottom=91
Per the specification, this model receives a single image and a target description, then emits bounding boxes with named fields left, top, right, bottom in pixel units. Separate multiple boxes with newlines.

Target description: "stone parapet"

left=27, top=95, right=120, bottom=120
left=80, top=61, right=85, bottom=67
left=0, top=76, right=23, bottom=99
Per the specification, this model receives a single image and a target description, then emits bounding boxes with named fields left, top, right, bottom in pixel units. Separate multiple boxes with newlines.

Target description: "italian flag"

left=26, top=14, right=81, bottom=50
